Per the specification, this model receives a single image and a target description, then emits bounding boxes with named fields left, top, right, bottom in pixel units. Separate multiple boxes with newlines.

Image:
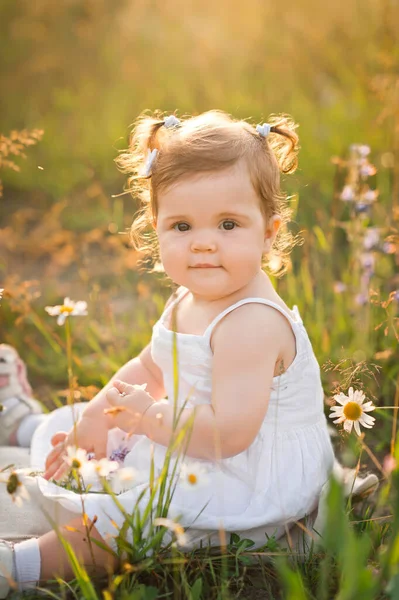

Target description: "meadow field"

left=0, top=0, right=399, bottom=597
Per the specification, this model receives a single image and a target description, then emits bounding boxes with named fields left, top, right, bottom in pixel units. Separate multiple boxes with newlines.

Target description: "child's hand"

left=105, top=380, right=154, bottom=436
left=43, top=415, right=109, bottom=482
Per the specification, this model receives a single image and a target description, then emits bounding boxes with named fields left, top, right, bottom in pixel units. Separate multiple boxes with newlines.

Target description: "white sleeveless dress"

left=31, top=287, right=335, bottom=551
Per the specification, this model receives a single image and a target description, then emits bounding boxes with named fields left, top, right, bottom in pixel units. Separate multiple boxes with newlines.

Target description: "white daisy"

left=45, top=297, right=88, bottom=326
left=329, top=387, right=376, bottom=436
left=64, top=446, right=90, bottom=471
left=109, top=467, right=138, bottom=494
left=153, top=517, right=189, bottom=547
left=79, top=458, right=119, bottom=489
left=179, top=461, right=210, bottom=491
left=0, top=470, right=30, bottom=507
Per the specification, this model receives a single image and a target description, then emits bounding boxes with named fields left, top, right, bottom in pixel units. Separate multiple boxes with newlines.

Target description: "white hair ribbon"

left=142, top=148, right=158, bottom=177
left=163, top=115, right=181, bottom=128
left=256, top=123, right=272, bottom=138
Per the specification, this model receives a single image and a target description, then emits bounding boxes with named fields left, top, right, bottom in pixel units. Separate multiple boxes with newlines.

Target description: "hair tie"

left=256, top=123, right=272, bottom=138
left=163, top=115, right=181, bottom=128
left=141, top=148, right=158, bottom=178
left=141, top=116, right=180, bottom=177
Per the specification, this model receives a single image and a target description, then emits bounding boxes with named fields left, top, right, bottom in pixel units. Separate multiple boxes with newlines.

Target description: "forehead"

left=157, top=162, right=261, bottom=219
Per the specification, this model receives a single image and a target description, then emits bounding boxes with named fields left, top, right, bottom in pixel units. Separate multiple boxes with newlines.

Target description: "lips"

left=191, top=265, right=220, bottom=268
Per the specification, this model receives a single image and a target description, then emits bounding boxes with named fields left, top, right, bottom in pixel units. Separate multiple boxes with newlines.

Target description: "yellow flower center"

left=6, top=473, right=19, bottom=495
left=60, top=305, right=74, bottom=314
left=343, top=401, right=362, bottom=421
left=71, top=459, right=81, bottom=469
left=188, top=473, right=197, bottom=485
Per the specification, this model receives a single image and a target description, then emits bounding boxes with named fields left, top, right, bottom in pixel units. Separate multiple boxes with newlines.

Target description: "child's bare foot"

left=0, top=344, right=44, bottom=447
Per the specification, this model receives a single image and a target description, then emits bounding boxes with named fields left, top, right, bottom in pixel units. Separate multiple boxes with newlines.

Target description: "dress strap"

left=202, top=297, right=304, bottom=347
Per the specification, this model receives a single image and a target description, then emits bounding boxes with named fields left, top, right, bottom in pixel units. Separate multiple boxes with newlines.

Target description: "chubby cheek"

left=225, top=244, right=262, bottom=270
left=159, top=238, right=188, bottom=275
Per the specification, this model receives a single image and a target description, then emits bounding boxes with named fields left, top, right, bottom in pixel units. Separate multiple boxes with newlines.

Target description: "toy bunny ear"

left=16, top=357, right=32, bottom=397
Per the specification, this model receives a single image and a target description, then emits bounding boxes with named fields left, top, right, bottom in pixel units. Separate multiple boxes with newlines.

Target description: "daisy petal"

left=333, top=416, right=345, bottom=424
left=344, top=419, right=353, bottom=433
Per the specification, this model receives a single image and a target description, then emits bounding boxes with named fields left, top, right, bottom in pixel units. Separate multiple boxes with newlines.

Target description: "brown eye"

left=173, top=223, right=190, bottom=232
left=221, top=220, right=237, bottom=231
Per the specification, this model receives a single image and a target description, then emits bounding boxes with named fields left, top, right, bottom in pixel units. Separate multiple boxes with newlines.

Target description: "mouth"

left=190, top=265, right=220, bottom=269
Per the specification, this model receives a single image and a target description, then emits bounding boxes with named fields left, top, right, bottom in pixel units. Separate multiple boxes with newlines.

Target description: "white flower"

left=154, top=517, right=189, bottom=547
left=179, top=461, right=210, bottom=491
left=0, top=470, right=30, bottom=507
left=329, top=387, right=376, bottom=436
left=93, top=458, right=119, bottom=477
left=80, top=457, right=119, bottom=486
left=64, top=446, right=90, bottom=471
left=45, top=297, right=87, bottom=326
left=109, top=467, right=137, bottom=494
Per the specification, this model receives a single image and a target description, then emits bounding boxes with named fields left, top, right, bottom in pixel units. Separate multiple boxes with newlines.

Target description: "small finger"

left=45, top=445, right=62, bottom=470
left=106, top=387, right=126, bottom=405
left=43, top=457, right=65, bottom=481
left=51, top=464, right=68, bottom=483
left=51, top=432, right=68, bottom=446
left=112, top=380, right=134, bottom=394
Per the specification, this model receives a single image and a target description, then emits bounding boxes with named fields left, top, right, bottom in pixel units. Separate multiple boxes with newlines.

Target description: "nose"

left=190, top=232, right=217, bottom=253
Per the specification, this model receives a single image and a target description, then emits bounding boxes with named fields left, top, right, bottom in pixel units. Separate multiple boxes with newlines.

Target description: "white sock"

left=16, top=413, right=47, bottom=447
left=13, top=538, right=41, bottom=591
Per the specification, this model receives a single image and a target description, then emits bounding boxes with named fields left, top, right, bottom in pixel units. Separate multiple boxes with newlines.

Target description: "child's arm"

left=43, top=290, right=181, bottom=480
left=108, top=304, right=287, bottom=460
left=43, top=345, right=167, bottom=480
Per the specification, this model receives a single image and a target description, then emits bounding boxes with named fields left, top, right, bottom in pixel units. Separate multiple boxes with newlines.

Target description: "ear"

left=263, top=215, right=281, bottom=253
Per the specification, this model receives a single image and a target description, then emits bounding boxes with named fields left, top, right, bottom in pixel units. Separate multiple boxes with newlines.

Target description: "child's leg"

left=0, top=472, right=118, bottom=594
left=38, top=517, right=119, bottom=582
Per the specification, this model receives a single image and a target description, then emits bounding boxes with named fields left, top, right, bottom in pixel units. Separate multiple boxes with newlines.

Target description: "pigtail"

left=114, top=111, right=171, bottom=268
left=115, top=111, right=168, bottom=184
left=266, top=115, right=299, bottom=175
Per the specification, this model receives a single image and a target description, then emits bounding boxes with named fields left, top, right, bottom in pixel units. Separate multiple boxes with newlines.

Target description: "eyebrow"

left=162, top=212, right=251, bottom=223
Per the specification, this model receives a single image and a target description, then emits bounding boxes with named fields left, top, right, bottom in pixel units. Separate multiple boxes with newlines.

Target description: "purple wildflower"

left=333, top=281, right=347, bottom=294
left=355, top=202, right=372, bottom=215
left=363, top=228, right=380, bottom=250
left=363, top=189, right=378, bottom=202
left=358, top=145, right=371, bottom=157
left=360, top=253, right=375, bottom=273
left=355, top=293, right=368, bottom=306
left=340, top=185, right=355, bottom=202
left=109, top=446, right=130, bottom=465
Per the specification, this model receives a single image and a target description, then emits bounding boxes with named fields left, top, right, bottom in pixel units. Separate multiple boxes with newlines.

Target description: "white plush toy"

left=0, top=344, right=43, bottom=446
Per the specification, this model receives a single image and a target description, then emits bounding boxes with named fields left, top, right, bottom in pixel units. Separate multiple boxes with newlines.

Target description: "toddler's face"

left=155, top=161, right=279, bottom=301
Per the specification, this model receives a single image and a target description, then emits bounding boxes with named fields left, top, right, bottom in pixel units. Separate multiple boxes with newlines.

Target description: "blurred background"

left=0, top=0, right=398, bottom=429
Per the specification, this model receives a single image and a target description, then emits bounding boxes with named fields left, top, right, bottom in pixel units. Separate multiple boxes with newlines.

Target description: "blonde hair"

left=116, top=109, right=301, bottom=276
